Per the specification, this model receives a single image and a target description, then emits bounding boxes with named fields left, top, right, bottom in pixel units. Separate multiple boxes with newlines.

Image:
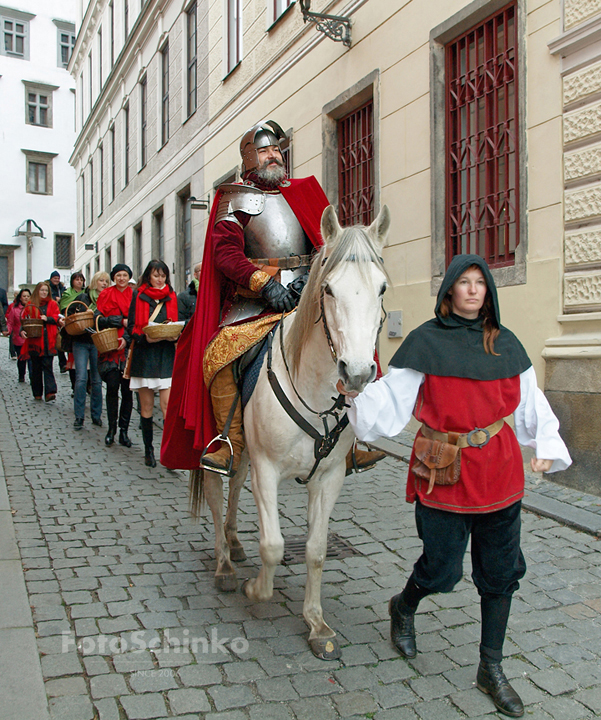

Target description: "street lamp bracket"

left=298, top=0, right=351, bottom=47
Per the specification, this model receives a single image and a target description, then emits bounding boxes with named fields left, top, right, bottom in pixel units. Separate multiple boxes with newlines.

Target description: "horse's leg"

left=224, top=451, right=249, bottom=562
left=242, top=463, right=283, bottom=602
left=304, top=467, right=346, bottom=660
left=203, top=470, right=238, bottom=592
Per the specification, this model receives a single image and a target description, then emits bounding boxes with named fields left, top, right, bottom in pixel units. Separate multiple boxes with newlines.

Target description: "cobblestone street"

left=0, top=342, right=600, bottom=720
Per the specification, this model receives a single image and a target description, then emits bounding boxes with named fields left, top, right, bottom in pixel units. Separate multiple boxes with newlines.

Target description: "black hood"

left=435, top=254, right=500, bottom=327
left=389, top=255, right=531, bottom=380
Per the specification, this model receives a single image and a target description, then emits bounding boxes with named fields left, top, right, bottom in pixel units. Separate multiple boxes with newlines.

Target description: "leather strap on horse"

left=420, top=419, right=505, bottom=449
left=251, top=254, right=314, bottom=270
left=266, top=323, right=349, bottom=485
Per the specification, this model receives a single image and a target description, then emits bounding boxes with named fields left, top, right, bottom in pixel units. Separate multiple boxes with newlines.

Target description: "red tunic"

left=21, top=299, right=59, bottom=359
left=407, top=375, right=524, bottom=513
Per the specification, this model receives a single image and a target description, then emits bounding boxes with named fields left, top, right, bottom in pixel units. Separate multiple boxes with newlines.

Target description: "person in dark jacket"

left=125, top=260, right=179, bottom=467
left=177, top=262, right=201, bottom=322
left=0, top=286, right=8, bottom=314
left=48, top=271, right=68, bottom=372
left=66, top=271, right=108, bottom=430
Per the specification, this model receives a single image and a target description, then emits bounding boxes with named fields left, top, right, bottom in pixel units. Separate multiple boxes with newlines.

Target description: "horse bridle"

left=266, top=317, right=349, bottom=485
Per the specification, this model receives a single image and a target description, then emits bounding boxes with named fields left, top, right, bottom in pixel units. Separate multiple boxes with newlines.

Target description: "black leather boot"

left=105, top=423, right=117, bottom=447
left=141, top=417, right=156, bottom=467
left=388, top=594, right=417, bottom=658
left=118, top=428, right=132, bottom=447
left=477, top=661, right=524, bottom=717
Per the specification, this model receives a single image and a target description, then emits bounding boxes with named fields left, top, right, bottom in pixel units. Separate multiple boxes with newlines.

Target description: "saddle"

left=233, top=336, right=270, bottom=408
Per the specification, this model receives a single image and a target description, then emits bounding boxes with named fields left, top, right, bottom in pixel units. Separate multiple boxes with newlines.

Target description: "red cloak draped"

left=161, top=176, right=329, bottom=469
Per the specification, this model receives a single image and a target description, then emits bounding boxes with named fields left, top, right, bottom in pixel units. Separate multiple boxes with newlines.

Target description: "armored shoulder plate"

left=214, top=183, right=265, bottom=226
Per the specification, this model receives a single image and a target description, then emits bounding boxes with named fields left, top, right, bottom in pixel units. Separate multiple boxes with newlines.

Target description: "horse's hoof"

left=309, top=637, right=342, bottom=661
left=215, top=573, right=238, bottom=592
left=229, top=545, right=247, bottom=562
left=240, top=578, right=252, bottom=598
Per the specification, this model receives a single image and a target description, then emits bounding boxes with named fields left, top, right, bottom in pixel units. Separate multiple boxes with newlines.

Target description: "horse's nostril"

left=337, top=360, right=349, bottom=381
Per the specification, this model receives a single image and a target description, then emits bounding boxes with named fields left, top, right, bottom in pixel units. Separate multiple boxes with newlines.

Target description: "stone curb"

left=0, top=393, right=50, bottom=720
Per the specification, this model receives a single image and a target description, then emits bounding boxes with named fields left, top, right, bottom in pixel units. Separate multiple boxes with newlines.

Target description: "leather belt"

left=251, top=254, right=313, bottom=270
left=420, top=419, right=505, bottom=449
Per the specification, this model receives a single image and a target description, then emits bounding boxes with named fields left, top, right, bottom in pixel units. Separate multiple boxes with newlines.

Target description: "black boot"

left=477, top=661, right=524, bottom=717
left=141, top=417, right=156, bottom=467
left=388, top=594, right=417, bottom=658
left=118, top=428, right=132, bottom=447
left=105, top=423, right=117, bottom=446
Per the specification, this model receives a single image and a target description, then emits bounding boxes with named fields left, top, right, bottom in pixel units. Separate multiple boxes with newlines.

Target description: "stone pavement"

left=0, top=339, right=600, bottom=720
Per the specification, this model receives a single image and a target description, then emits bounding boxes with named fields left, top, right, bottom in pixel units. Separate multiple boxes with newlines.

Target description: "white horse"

left=196, top=204, right=390, bottom=660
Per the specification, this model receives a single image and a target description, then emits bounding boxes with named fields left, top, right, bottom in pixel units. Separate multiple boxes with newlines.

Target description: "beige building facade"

left=71, top=0, right=601, bottom=491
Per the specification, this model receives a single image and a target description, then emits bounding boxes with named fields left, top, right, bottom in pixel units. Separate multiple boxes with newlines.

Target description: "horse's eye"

left=323, top=285, right=333, bottom=297
left=379, top=283, right=387, bottom=297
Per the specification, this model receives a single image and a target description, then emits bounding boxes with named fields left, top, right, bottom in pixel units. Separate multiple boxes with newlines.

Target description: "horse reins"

left=266, top=317, right=349, bottom=485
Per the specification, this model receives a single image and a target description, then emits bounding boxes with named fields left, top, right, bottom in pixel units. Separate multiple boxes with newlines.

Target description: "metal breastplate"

left=244, top=193, right=311, bottom=282
left=221, top=193, right=312, bottom=326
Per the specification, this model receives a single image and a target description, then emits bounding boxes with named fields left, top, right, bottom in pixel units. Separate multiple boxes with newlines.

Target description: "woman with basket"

left=20, top=281, right=60, bottom=402
left=96, top=264, right=134, bottom=448
left=338, top=255, right=571, bottom=718
left=6, top=288, right=31, bottom=383
left=65, top=271, right=108, bottom=431
left=59, top=272, right=86, bottom=393
left=125, top=260, right=179, bottom=467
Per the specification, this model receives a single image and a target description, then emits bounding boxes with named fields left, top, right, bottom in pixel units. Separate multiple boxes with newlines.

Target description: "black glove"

left=261, top=278, right=296, bottom=313
left=287, top=272, right=310, bottom=305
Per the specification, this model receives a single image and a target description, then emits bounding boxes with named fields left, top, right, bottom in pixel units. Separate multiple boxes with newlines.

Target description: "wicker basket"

left=21, top=306, right=44, bottom=338
left=91, top=315, right=119, bottom=354
left=64, top=300, right=95, bottom=336
left=143, top=321, right=184, bottom=341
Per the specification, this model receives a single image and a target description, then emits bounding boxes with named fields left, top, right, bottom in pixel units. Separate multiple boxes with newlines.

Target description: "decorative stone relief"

left=565, top=144, right=601, bottom=180
left=564, top=273, right=601, bottom=306
left=564, top=59, right=601, bottom=106
left=565, top=229, right=601, bottom=264
left=564, top=0, right=601, bottom=31
left=565, top=184, right=601, bottom=221
left=564, top=102, right=601, bottom=143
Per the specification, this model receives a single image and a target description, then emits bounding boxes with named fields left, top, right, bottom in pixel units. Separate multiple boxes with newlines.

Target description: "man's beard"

left=255, top=158, right=287, bottom=188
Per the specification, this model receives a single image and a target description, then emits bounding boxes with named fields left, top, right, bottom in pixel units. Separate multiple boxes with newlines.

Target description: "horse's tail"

left=189, top=468, right=206, bottom=518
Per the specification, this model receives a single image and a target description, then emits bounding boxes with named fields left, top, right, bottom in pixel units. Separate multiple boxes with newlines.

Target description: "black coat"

left=177, top=281, right=197, bottom=322
left=125, top=290, right=175, bottom=379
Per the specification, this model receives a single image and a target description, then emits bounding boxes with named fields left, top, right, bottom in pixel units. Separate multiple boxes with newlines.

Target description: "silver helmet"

left=240, top=119, right=286, bottom=174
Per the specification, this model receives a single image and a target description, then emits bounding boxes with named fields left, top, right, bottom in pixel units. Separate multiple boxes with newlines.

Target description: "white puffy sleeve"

left=514, top=366, right=572, bottom=473
left=346, top=367, right=425, bottom=442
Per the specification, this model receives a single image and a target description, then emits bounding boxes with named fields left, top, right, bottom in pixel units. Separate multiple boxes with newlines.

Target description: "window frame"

left=123, top=103, right=130, bottom=187
left=430, top=0, right=527, bottom=290
left=54, top=20, right=76, bottom=69
left=225, top=0, right=242, bottom=76
left=22, top=149, right=56, bottom=196
left=23, top=81, right=57, bottom=128
left=99, top=142, right=104, bottom=216
left=140, top=75, right=147, bottom=169
left=1, top=9, right=32, bottom=61
left=89, top=158, right=94, bottom=227
left=187, top=2, right=197, bottom=117
left=161, top=42, right=169, bottom=146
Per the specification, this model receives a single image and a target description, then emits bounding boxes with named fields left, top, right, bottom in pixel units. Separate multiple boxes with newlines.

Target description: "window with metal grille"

left=445, top=2, right=518, bottom=268
left=55, top=235, right=73, bottom=269
left=140, top=76, right=147, bottom=168
left=27, top=92, right=49, bottom=126
left=187, top=3, right=197, bottom=116
left=337, top=100, right=374, bottom=227
left=227, top=0, right=241, bottom=74
left=161, top=43, right=169, bottom=146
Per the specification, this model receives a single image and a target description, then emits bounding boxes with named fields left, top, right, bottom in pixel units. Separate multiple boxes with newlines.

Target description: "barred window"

left=337, top=100, right=374, bottom=227
left=446, top=2, right=518, bottom=268
left=55, top=234, right=73, bottom=269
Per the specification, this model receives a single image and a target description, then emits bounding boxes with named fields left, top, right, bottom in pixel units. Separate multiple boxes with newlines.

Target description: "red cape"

left=161, top=176, right=329, bottom=469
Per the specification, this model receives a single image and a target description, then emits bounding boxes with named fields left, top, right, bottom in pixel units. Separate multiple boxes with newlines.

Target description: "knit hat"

left=50, top=270, right=60, bottom=278
left=110, top=263, right=133, bottom=280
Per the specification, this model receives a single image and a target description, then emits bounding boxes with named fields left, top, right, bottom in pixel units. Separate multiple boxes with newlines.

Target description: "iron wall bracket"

left=299, top=0, right=351, bottom=47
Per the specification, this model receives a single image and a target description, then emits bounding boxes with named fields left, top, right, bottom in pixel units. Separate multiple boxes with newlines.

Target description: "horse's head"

left=319, top=204, right=390, bottom=394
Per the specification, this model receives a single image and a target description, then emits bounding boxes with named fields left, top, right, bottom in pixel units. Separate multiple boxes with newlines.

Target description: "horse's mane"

left=286, top=224, right=387, bottom=375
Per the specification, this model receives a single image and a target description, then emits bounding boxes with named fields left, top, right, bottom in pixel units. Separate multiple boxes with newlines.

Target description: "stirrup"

left=349, top=439, right=367, bottom=474
left=200, top=434, right=235, bottom=477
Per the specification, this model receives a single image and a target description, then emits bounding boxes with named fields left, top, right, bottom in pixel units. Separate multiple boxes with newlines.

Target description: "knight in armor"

left=161, top=120, right=385, bottom=476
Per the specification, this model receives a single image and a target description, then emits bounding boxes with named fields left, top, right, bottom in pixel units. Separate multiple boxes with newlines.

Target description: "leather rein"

left=266, top=312, right=349, bottom=485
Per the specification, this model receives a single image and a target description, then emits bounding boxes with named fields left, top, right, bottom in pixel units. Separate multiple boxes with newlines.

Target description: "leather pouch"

left=412, top=436, right=461, bottom=495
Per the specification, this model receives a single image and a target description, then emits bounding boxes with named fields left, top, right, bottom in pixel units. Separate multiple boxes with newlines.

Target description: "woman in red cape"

left=21, top=281, right=60, bottom=402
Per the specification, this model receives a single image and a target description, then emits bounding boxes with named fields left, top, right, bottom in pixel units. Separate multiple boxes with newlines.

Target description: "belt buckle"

left=467, top=427, right=490, bottom=448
